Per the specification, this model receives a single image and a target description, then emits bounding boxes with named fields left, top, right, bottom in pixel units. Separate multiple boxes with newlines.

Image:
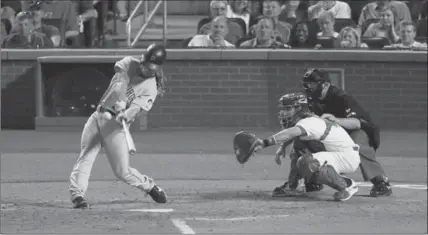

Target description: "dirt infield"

left=1, top=130, right=427, bottom=234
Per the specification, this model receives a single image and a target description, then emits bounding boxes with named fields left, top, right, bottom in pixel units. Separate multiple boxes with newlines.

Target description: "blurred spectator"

left=226, top=0, right=256, bottom=33
left=251, top=0, right=291, bottom=43
left=308, top=0, right=351, bottom=21
left=418, top=0, right=428, bottom=20
left=289, top=21, right=313, bottom=48
left=337, top=26, right=368, bottom=48
left=239, top=17, right=287, bottom=48
left=3, top=11, right=54, bottom=48
left=386, top=21, right=427, bottom=49
left=1, top=5, right=16, bottom=25
left=76, top=0, right=99, bottom=47
left=32, top=10, right=61, bottom=47
left=357, top=0, right=411, bottom=33
left=1, top=20, right=7, bottom=45
left=363, top=6, right=399, bottom=44
left=23, top=0, right=80, bottom=45
left=189, top=16, right=235, bottom=48
left=316, top=11, right=339, bottom=38
left=280, top=0, right=301, bottom=19
left=198, top=0, right=244, bottom=44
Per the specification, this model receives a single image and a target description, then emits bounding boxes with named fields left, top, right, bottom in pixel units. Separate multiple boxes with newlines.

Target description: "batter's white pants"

left=69, top=111, right=155, bottom=201
left=312, top=145, right=361, bottom=174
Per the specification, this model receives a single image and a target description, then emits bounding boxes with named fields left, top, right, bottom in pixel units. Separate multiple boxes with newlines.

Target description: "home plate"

left=125, top=208, right=174, bottom=213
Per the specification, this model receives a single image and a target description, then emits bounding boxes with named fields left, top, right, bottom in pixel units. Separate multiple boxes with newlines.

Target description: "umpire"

left=278, top=68, right=392, bottom=197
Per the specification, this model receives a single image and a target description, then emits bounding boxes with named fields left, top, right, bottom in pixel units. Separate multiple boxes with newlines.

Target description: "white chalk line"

left=184, top=214, right=290, bottom=221
left=356, top=182, right=427, bottom=190
left=125, top=208, right=174, bottom=213
left=171, top=219, right=196, bottom=234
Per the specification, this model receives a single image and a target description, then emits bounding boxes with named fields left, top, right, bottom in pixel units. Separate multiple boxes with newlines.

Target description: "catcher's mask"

left=278, top=92, right=310, bottom=128
left=302, top=68, right=329, bottom=100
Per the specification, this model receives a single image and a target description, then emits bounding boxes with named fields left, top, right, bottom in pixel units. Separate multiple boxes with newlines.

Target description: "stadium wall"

left=1, top=49, right=426, bottom=130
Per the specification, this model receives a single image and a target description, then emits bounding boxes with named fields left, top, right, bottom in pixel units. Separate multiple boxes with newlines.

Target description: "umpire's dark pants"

left=293, top=129, right=387, bottom=183
left=349, top=129, right=386, bottom=182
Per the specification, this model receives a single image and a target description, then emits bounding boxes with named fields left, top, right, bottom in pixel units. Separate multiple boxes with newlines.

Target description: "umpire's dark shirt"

left=309, top=85, right=380, bottom=150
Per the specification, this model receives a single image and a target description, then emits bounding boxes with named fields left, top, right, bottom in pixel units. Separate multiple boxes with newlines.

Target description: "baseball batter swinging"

left=68, top=44, right=168, bottom=209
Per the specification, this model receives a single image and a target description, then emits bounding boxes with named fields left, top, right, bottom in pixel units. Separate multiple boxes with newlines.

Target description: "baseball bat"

left=122, top=119, right=136, bottom=155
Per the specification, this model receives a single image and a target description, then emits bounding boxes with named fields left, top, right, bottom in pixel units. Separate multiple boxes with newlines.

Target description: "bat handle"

left=121, top=119, right=136, bottom=155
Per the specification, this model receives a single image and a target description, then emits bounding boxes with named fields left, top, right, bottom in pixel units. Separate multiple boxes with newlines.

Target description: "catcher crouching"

left=233, top=92, right=360, bottom=201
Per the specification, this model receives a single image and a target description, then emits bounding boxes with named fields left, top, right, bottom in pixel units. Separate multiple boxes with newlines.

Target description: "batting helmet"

left=142, top=44, right=167, bottom=65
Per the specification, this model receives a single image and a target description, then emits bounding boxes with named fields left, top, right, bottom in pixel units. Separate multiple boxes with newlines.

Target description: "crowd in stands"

left=187, top=0, right=427, bottom=50
left=1, top=0, right=427, bottom=50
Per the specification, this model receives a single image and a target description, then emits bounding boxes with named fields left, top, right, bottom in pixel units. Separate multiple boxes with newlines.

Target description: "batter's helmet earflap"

left=142, top=44, right=167, bottom=66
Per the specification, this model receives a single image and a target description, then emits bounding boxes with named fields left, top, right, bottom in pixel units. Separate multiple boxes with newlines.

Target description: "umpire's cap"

left=143, top=44, right=167, bottom=66
left=302, top=68, right=330, bottom=83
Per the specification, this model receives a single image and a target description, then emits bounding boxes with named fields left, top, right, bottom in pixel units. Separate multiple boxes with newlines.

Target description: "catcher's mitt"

left=233, top=131, right=262, bottom=164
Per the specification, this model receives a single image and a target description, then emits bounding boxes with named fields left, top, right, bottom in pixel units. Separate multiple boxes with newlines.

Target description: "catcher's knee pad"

left=296, top=153, right=321, bottom=182
left=314, top=165, right=348, bottom=191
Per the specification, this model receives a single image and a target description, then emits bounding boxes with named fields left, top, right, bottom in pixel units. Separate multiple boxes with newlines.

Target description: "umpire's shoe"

left=147, top=185, right=167, bottom=203
left=72, top=196, right=89, bottom=209
left=370, top=181, right=392, bottom=197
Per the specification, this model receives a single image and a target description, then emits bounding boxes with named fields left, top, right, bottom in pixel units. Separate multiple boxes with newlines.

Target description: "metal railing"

left=126, top=0, right=168, bottom=48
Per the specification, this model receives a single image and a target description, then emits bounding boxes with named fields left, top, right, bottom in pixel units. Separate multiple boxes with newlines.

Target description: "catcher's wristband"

left=263, top=136, right=277, bottom=148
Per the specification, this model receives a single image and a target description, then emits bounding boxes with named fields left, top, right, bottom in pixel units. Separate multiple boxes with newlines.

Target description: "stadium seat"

left=361, top=18, right=379, bottom=36
left=229, top=17, right=247, bottom=35
left=416, top=18, right=427, bottom=37
left=334, top=18, right=356, bottom=32
left=197, top=18, right=211, bottom=34
left=181, top=37, right=193, bottom=48
left=362, top=37, right=390, bottom=49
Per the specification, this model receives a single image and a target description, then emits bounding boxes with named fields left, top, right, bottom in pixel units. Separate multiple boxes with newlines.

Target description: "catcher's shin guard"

left=297, top=153, right=347, bottom=191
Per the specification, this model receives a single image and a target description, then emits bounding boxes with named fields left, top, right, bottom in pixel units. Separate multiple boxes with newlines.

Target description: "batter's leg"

left=69, top=112, right=102, bottom=206
left=99, top=119, right=166, bottom=203
left=350, top=130, right=392, bottom=197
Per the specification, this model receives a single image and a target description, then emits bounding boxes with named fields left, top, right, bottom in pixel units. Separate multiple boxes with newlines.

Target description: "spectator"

left=308, top=0, right=351, bottom=21
left=199, top=0, right=244, bottom=44
left=32, top=10, right=61, bottom=47
left=357, top=0, right=411, bottom=33
left=316, top=11, right=339, bottom=38
left=239, top=17, right=287, bottom=48
left=22, top=0, right=80, bottom=43
left=363, top=7, right=400, bottom=44
left=189, top=16, right=235, bottom=48
left=3, top=12, right=54, bottom=48
left=386, top=21, right=427, bottom=49
left=338, top=26, right=368, bottom=48
left=289, top=20, right=314, bottom=48
left=252, top=0, right=292, bottom=43
left=76, top=0, right=99, bottom=47
left=1, top=5, right=16, bottom=25
left=226, top=0, right=255, bottom=33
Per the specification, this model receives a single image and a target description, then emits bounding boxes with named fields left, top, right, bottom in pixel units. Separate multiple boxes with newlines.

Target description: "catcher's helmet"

left=302, top=68, right=329, bottom=99
left=142, top=44, right=167, bottom=65
left=278, top=92, right=310, bottom=128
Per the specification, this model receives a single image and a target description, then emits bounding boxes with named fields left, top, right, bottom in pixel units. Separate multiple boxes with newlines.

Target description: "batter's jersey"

left=309, top=85, right=380, bottom=150
left=99, top=56, right=158, bottom=112
left=296, top=116, right=357, bottom=152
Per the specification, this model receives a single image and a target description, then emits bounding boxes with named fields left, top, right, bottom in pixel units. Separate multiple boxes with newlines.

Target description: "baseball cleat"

left=147, top=185, right=167, bottom=203
left=333, top=177, right=358, bottom=202
left=72, top=196, right=89, bottom=209
left=370, top=181, right=392, bottom=197
left=272, top=182, right=306, bottom=197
